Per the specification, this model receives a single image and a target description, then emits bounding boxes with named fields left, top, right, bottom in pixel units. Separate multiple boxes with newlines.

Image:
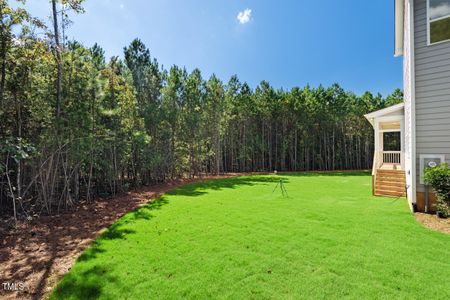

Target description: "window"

left=383, top=132, right=401, bottom=151
left=428, top=0, right=450, bottom=44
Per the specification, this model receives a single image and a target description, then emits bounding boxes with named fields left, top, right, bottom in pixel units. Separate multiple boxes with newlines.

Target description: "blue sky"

left=21, top=0, right=402, bottom=96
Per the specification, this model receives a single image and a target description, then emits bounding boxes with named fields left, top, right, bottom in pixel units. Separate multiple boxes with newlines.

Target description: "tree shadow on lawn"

left=71, top=176, right=293, bottom=266
left=74, top=226, right=135, bottom=265
left=76, top=197, right=169, bottom=263
left=72, top=172, right=367, bottom=263
left=51, top=172, right=371, bottom=299
left=51, top=265, right=119, bottom=300
left=167, top=175, right=290, bottom=197
left=279, top=170, right=371, bottom=177
left=53, top=197, right=171, bottom=298
left=166, top=171, right=369, bottom=197
left=52, top=177, right=293, bottom=298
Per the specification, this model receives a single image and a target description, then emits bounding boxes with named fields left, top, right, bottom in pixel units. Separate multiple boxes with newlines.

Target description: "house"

left=365, top=0, right=450, bottom=212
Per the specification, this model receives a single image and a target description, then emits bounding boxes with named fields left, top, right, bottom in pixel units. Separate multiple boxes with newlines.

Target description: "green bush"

left=424, top=162, right=450, bottom=217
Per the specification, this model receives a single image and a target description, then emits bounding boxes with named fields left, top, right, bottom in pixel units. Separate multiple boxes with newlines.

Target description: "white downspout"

left=395, top=0, right=405, bottom=57
left=409, top=0, right=417, bottom=207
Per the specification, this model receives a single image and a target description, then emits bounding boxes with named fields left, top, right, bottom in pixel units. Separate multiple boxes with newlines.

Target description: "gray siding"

left=414, top=0, right=450, bottom=191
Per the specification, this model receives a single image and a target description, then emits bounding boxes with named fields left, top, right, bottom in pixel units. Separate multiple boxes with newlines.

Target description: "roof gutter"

left=395, top=0, right=405, bottom=57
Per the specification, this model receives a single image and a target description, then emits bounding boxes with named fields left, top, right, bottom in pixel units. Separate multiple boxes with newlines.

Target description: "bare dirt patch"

left=415, top=212, right=450, bottom=234
left=0, top=175, right=239, bottom=300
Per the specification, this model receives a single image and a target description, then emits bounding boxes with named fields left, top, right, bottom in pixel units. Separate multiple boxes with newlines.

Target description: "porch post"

left=401, top=117, right=405, bottom=170
left=374, top=119, right=379, bottom=155
left=378, top=122, right=384, bottom=168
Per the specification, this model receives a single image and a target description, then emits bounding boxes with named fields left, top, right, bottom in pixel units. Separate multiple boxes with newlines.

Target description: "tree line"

left=0, top=0, right=402, bottom=221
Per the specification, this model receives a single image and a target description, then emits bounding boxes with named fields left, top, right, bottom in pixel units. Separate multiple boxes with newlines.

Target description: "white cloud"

left=430, top=3, right=450, bottom=20
left=237, top=8, right=252, bottom=24
left=119, top=3, right=124, bottom=9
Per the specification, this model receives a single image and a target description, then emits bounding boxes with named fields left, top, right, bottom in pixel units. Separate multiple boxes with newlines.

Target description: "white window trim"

left=427, top=0, right=450, bottom=45
left=380, top=129, right=401, bottom=133
left=419, top=154, right=446, bottom=184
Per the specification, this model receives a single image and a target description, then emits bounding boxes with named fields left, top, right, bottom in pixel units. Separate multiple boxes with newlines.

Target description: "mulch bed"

left=415, top=212, right=450, bottom=235
left=0, top=175, right=238, bottom=300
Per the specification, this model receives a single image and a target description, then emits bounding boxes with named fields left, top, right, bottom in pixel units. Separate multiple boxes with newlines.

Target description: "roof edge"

left=364, top=102, right=405, bottom=121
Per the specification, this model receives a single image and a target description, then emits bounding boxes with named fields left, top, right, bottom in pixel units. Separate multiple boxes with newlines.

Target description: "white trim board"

left=364, top=103, right=405, bottom=120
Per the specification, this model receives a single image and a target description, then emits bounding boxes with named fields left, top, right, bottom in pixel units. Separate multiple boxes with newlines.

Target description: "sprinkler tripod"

left=273, top=179, right=288, bottom=198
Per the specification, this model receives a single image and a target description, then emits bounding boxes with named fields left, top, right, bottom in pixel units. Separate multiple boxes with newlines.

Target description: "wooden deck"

left=374, top=168, right=406, bottom=197
left=378, top=163, right=402, bottom=170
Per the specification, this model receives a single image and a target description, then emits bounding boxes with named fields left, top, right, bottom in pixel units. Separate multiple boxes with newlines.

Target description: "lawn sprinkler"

left=273, top=178, right=288, bottom=198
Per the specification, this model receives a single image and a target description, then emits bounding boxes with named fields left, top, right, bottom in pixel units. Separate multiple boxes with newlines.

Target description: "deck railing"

left=382, top=151, right=401, bottom=165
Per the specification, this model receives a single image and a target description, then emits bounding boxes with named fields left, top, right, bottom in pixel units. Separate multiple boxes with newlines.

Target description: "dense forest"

left=0, top=0, right=402, bottom=221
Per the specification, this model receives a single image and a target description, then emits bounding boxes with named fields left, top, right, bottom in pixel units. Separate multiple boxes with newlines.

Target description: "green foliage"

left=0, top=137, right=35, bottom=164
left=0, top=0, right=404, bottom=217
left=424, top=163, right=450, bottom=217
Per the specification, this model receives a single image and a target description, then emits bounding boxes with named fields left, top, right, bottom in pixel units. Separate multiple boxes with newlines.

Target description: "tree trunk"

left=0, top=37, right=6, bottom=108
left=294, top=127, right=298, bottom=171
left=15, top=91, right=22, bottom=208
left=52, top=0, right=62, bottom=122
left=0, top=2, right=6, bottom=108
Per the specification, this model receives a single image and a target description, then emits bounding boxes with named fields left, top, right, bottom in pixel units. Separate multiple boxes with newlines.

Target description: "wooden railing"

left=383, top=151, right=401, bottom=164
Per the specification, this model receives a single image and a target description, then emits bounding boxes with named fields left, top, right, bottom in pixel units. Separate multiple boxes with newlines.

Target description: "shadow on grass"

left=51, top=265, right=118, bottom=300
left=120, top=197, right=169, bottom=223
left=166, top=172, right=370, bottom=197
left=279, top=171, right=371, bottom=177
left=77, top=197, right=169, bottom=259
left=74, top=225, right=135, bottom=264
left=77, top=241, right=106, bottom=263
left=51, top=171, right=371, bottom=299
left=167, top=175, right=290, bottom=197
left=52, top=198, right=172, bottom=298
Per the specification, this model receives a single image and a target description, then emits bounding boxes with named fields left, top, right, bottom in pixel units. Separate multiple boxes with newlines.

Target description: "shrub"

left=424, top=162, right=450, bottom=218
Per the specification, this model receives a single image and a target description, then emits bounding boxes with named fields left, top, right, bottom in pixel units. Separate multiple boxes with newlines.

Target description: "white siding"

left=414, top=0, right=450, bottom=192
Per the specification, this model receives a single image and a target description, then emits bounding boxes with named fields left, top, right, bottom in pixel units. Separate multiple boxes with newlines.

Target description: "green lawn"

left=52, top=173, right=450, bottom=300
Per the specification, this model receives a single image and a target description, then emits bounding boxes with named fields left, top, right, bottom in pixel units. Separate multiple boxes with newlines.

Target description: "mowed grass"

left=52, top=173, right=450, bottom=300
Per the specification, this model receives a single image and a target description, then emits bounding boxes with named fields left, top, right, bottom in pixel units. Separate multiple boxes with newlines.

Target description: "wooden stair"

left=374, top=169, right=406, bottom=197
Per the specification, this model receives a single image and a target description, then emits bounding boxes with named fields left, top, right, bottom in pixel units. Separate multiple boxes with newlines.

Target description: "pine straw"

left=415, top=212, right=450, bottom=234
left=0, top=174, right=240, bottom=300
